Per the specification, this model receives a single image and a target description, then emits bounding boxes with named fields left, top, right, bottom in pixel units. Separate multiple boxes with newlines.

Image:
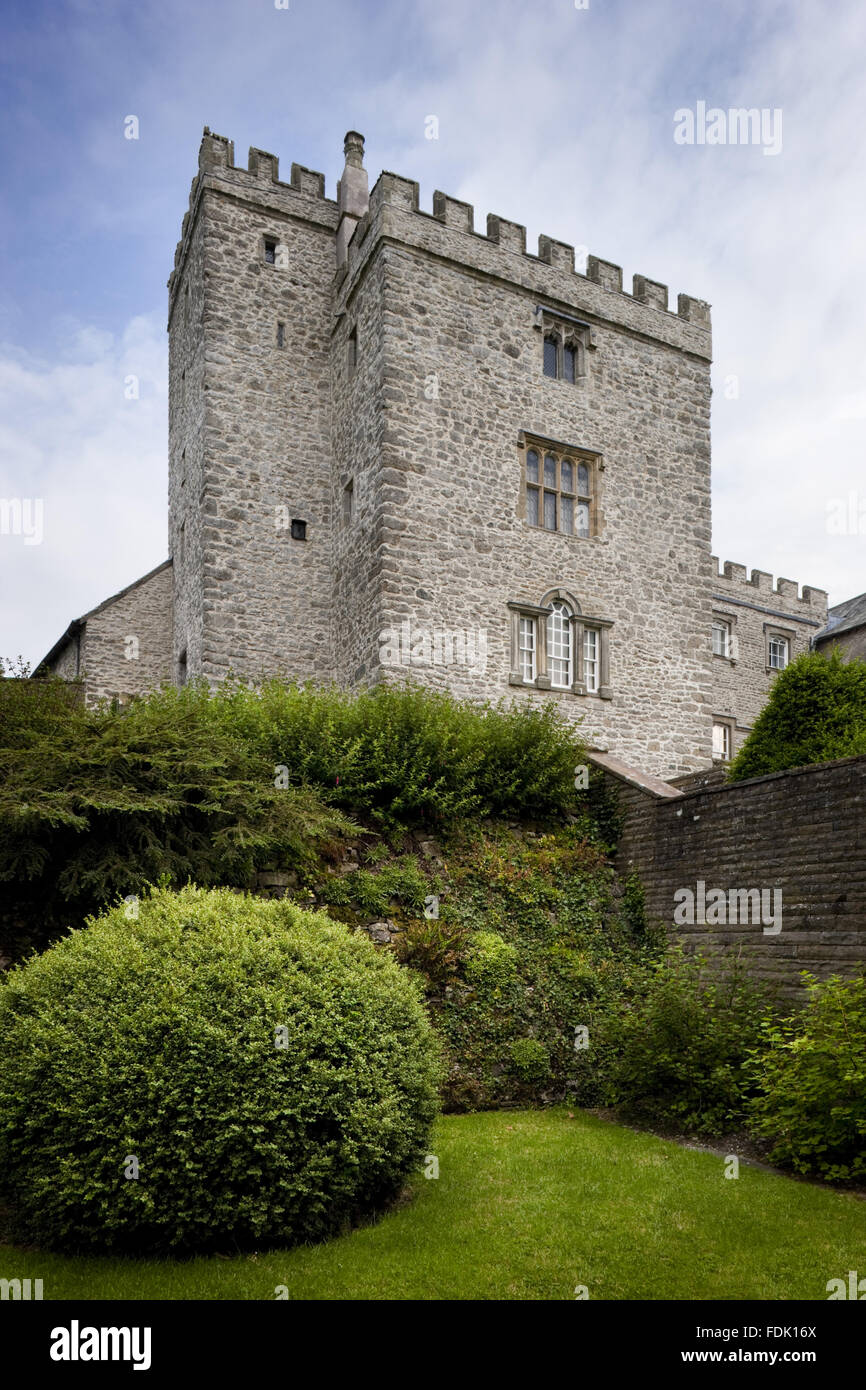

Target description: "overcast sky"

left=1, top=0, right=864, bottom=668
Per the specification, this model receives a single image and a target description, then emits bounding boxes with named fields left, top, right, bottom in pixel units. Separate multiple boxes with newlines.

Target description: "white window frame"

left=508, top=593, right=612, bottom=699
left=712, top=720, right=732, bottom=761
left=712, top=618, right=731, bottom=658
left=547, top=601, right=573, bottom=688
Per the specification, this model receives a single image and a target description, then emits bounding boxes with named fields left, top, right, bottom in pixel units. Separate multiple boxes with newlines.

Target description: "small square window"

left=712, top=619, right=732, bottom=658
left=768, top=635, right=789, bottom=671
left=290, top=518, right=307, bottom=541
left=264, top=238, right=277, bottom=265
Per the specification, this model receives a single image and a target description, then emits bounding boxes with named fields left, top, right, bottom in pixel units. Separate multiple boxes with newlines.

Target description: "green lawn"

left=2, top=1109, right=863, bottom=1300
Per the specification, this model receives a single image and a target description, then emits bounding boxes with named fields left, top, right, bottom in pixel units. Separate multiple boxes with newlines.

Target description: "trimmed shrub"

left=747, top=973, right=866, bottom=1182
left=601, top=950, right=771, bottom=1133
left=0, top=886, right=442, bottom=1253
left=729, top=649, right=866, bottom=782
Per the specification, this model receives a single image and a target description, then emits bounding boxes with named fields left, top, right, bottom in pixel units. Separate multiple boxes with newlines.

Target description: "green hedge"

left=0, top=886, right=442, bottom=1253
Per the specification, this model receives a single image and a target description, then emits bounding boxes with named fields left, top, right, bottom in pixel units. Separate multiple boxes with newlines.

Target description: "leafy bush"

left=406, top=824, right=657, bottom=1109
left=0, top=676, right=355, bottom=958
left=0, top=674, right=588, bottom=957
left=0, top=885, right=442, bottom=1254
left=218, top=678, right=584, bottom=828
left=747, top=973, right=866, bottom=1182
left=394, top=918, right=470, bottom=988
left=729, top=649, right=866, bottom=782
left=464, top=931, right=519, bottom=997
left=601, top=950, right=772, bottom=1133
left=509, top=1038, right=552, bottom=1083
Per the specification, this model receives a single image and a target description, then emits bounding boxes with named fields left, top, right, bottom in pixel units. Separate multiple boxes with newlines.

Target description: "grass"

left=2, top=1109, right=863, bottom=1301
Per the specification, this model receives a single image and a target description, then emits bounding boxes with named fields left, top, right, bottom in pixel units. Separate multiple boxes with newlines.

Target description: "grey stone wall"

left=168, top=132, right=338, bottom=688
left=45, top=562, right=173, bottom=704
left=709, top=557, right=827, bottom=757
left=333, top=172, right=715, bottom=777
left=600, top=752, right=866, bottom=999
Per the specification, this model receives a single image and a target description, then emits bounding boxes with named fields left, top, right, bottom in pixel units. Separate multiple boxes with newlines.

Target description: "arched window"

left=547, top=600, right=573, bottom=689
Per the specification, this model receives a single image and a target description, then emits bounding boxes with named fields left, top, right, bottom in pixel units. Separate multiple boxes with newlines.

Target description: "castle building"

left=39, top=129, right=830, bottom=778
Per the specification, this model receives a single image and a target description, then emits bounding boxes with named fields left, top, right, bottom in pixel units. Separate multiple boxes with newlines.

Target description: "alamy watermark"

left=378, top=618, right=487, bottom=673
left=0, top=498, right=43, bottom=545
left=674, top=103, right=782, bottom=157
left=673, top=880, right=782, bottom=935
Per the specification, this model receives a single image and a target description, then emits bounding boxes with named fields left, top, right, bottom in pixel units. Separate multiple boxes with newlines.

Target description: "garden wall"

left=589, top=750, right=866, bottom=998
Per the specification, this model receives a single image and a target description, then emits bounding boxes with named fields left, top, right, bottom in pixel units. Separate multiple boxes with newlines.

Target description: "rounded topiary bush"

left=0, top=885, right=442, bottom=1254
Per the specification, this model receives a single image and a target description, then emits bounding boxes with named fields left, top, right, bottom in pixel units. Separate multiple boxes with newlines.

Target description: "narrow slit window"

left=276, top=322, right=285, bottom=348
left=264, top=237, right=277, bottom=265
left=347, top=326, right=358, bottom=374
left=343, top=479, right=354, bottom=523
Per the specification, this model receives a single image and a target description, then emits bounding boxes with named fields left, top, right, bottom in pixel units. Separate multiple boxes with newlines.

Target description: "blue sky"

left=2, top=0, right=865, bottom=666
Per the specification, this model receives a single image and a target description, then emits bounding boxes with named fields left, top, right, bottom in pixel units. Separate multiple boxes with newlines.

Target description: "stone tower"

left=40, top=125, right=829, bottom=776
left=166, top=126, right=720, bottom=773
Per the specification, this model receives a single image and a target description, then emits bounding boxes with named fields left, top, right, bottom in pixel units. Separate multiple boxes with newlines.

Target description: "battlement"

left=712, top=557, right=828, bottom=610
left=168, top=128, right=711, bottom=339
left=167, top=128, right=334, bottom=306
left=357, top=168, right=710, bottom=330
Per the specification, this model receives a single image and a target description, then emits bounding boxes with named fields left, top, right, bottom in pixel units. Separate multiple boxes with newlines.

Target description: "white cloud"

left=0, top=314, right=167, bottom=668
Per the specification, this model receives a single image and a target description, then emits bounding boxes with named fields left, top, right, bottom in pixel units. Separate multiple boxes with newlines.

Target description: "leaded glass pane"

left=544, top=490, right=556, bottom=530
left=563, top=345, right=575, bottom=383
left=526, top=486, right=539, bottom=526
left=576, top=501, right=590, bottom=537
left=543, top=337, right=558, bottom=377
left=526, top=449, right=539, bottom=482
left=560, top=460, right=573, bottom=493
left=560, top=496, right=573, bottom=534
left=544, top=454, right=557, bottom=487
left=577, top=462, right=590, bottom=496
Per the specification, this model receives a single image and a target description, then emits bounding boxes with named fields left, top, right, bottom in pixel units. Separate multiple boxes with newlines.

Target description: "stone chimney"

left=336, top=131, right=368, bottom=268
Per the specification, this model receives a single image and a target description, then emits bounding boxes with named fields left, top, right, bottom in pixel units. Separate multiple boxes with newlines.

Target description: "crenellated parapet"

left=167, top=127, right=334, bottom=312
left=167, top=128, right=712, bottom=353
left=338, top=165, right=711, bottom=356
left=711, top=557, right=828, bottom=612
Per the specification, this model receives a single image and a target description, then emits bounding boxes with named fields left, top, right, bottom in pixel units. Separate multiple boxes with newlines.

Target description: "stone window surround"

left=533, top=307, right=595, bottom=385
left=261, top=233, right=286, bottom=268
left=711, top=714, right=735, bottom=762
left=517, top=432, right=604, bottom=539
left=507, top=588, right=612, bottom=699
left=711, top=609, right=738, bottom=663
left=763, top=621, right=794, bottom=673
